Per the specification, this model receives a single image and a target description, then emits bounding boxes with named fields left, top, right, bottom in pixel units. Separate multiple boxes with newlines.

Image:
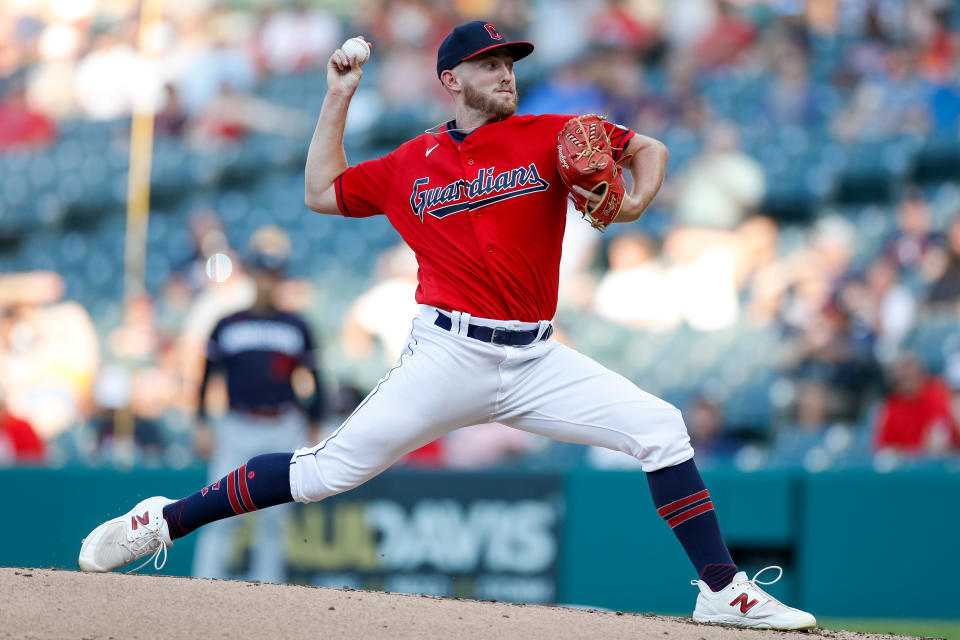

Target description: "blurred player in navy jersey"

left=191, top=226, right=325, bottom=582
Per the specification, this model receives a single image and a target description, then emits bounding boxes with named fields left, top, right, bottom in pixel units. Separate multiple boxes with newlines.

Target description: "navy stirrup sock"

left=647, top=458, right=737, bottom=592
left=162, top=452, right=295, bottom=540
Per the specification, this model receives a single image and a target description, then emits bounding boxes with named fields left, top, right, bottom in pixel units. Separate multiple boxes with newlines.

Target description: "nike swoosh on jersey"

left=425, top=144, right=440, bottom=157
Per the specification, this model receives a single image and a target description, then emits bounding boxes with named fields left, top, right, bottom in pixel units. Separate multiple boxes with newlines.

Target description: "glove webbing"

left=565, top=117, right=610, bottom=171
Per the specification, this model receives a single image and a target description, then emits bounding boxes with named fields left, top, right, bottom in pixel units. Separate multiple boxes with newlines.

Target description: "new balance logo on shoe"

left=131, top=513, right=150, bottom=530
left=731, top=593, right=758, bottom=614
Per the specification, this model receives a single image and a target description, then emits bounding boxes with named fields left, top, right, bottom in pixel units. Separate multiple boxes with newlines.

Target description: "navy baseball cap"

left=436, top=21, right=534, bottom=78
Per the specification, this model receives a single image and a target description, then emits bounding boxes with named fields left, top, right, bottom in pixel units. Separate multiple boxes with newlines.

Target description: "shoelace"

left=690, top=565, right=784, bottom=588
left=749, top=565, right=783, bottom=586
left=125, top=537, right=168, bottom=574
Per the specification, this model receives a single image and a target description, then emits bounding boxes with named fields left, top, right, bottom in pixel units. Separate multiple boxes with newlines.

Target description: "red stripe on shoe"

left=666, top=500, right=714, bottom=528
left=226, top=470, right=245, bottom=514
left=656, top=489, right=710, bottom=518
left=236, top=464, right=257, bottom=512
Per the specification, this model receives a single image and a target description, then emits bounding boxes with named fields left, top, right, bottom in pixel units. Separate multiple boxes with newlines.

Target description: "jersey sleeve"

left=333, top=152, right=398, bottom=218
left=602, top=121, right=636, bottom=163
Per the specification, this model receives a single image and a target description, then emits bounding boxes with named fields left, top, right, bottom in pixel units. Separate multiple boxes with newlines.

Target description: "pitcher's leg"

left=290, top=323, right=495, bottom=502
left=646, top=458, right=736, bottom=590
left=164, top=452, right=295, bottom=540
left=499, top=342, right=736, bottom=590
left=499, top=342, right=693, bottom=471
left=79, top=317, right=495, bottom=573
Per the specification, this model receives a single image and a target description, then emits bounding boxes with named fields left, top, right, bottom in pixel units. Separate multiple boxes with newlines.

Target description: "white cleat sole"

left=693, top=612, right=816, bottom=630
left=78, top=517, right=125, bottom=572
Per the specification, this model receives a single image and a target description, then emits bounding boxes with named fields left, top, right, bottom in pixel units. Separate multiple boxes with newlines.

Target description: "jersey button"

left=475, top=211, right=482, bottom=218
left=467, top=159, right=475, bottom=165
left=486, top=245, right=494, bottom=253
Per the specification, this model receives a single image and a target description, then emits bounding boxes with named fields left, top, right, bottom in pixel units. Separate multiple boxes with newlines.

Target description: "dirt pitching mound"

left=0, top=567, right=922, bottom=640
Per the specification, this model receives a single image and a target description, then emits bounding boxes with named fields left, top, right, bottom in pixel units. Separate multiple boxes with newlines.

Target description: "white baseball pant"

left=290, top=305, right=693, bottom=503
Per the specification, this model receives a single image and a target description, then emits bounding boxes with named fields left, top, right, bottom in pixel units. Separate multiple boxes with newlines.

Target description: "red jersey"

left=334, top=114, right=634, bottom=322
left=0, top=411, right=45, bottom=463
left=874, top=378, right=960, bottom=452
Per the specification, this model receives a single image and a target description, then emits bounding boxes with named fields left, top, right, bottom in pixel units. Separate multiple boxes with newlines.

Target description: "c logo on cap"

left=484, top=23, right=503, bottom=40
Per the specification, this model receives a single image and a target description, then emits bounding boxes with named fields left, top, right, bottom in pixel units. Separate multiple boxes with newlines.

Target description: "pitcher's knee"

left=288, top=453, right=322, bottom=503
left=641, top=434, right=695, bottom=472
left=289, top=444, right=393, bottom=503
left=625, top=405, right=694, bottom=471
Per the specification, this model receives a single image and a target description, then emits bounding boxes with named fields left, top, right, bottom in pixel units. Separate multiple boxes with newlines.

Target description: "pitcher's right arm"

left=304, top=39, right=370, bottom=214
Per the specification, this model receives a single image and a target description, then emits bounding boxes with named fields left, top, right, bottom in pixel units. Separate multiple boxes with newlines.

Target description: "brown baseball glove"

left=556, top=114, right=626, bottom=231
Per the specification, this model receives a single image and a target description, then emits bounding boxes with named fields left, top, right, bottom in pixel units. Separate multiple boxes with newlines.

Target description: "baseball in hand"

left=341, top=37, right=371, bottom=65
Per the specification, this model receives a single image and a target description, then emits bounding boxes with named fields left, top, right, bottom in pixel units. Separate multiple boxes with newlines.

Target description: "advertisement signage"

left=231, top=470, right=564, bottom=603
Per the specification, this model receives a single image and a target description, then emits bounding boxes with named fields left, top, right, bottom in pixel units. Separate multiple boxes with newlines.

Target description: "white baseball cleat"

left=691, top=566, right=816, bottom=630
left=78, top=496, right=175, bottom=573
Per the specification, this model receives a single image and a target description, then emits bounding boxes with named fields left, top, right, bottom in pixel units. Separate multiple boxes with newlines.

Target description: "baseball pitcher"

left=79, top=21, right=814, bottom=630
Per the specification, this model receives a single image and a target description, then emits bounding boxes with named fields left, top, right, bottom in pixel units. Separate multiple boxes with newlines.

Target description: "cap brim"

left=460, top=41, right=534, bottom=65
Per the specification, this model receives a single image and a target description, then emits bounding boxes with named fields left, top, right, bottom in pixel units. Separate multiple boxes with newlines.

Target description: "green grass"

left=819, top=619, right=960, bottom=639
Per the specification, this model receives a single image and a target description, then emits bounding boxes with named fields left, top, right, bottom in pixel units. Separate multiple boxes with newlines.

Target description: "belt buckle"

left=490, top=326, right=509, bottom=345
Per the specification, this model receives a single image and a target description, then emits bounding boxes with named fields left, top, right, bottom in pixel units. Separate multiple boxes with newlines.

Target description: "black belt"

left=434, top=312, right=553, bottom=346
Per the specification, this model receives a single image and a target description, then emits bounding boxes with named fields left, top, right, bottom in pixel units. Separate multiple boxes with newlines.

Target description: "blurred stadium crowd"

left=2, top=0, right=960, bottom=473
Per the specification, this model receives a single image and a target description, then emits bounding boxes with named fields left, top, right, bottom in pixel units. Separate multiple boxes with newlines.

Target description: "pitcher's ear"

left=440, top=69, right=460, bottom=92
